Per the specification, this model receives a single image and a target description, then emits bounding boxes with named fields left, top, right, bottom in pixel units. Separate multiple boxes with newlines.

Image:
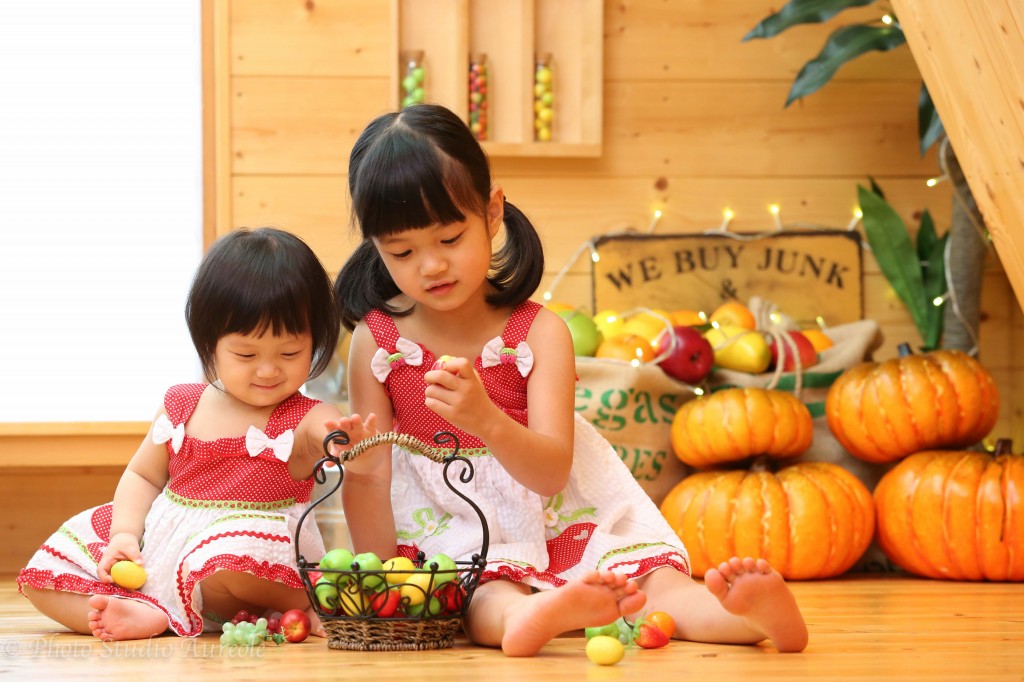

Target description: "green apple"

left=318, top=547, right=354, bottom=585
left=557, top=309, right=603, bottom=357
left=704, top=325, right=771, bottom=374
left=425, top=552, right=459, bottom=586
left=351, top=551, right=385, bottom=590
left=314, top=577, right=340, bottom=613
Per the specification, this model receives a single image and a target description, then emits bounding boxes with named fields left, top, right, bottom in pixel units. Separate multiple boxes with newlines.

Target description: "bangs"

left=351, top=123, right=485, bottom=237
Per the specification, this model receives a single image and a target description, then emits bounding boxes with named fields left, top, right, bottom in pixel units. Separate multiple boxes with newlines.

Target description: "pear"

left=704, top=325, right=771, bottom=374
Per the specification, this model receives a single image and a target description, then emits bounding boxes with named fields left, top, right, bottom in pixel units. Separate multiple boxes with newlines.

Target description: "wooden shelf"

left=393, top=0, right=603, bottom=157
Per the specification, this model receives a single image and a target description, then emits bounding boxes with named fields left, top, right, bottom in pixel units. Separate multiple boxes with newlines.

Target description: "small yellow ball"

left=110, top=561, right=147, bottom=590
left=586, top=635, right=625, bottom=666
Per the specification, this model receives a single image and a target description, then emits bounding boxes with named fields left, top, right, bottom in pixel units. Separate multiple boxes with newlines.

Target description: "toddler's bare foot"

left=501, top=571, right=646, bottom=657
left=87, top=595, right=168, bottom=641
left=704, top=557, right=808, bottom=652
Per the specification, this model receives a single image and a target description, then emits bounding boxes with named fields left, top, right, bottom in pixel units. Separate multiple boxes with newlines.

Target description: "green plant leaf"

left=868, top=175, right=886, bottom=200
left=918, top=211, right=948, bottom=350
left=786, top=25, right=906, bottom=105
left=743, top=0, right=878, bottom=41
left=917, top=82, right=945, bottom=156
left=857, top=185, right=929, bottom=337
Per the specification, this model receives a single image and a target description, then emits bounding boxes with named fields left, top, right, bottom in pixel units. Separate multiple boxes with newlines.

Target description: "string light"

left=847, top=207, right=863, bottom=231
left=720, top=207, right=734, bottom=231
left=881, top=14, right=894, bottom=24
left=769, top=203, right=782, bottom=230
left=815, top=315, right=827, bottom=329
left=926, top=174, right=948, bottom=187
left=932, top=293, right=948, bottom=307
left=646, top=209, right=663, bottom=233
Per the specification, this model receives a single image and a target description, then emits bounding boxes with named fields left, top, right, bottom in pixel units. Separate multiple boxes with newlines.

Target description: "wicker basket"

left=293, top=430, right=489, bottom=651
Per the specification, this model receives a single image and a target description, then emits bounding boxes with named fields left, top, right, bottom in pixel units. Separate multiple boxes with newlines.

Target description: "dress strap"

left=162, top=383, right=207, bottom=425
left=264, top=392, right=320, bottom=437
left=365, top=309, right=400, bottom=351
left=499, top=300, right=543, bottom=346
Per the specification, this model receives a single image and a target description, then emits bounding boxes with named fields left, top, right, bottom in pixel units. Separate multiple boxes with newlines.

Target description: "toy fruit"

left=660, top=460, right=875, bottom=579
left=382, top=556, right=417, bottom=584
left=766, top=330, right=818, bottom=372
left=801, top=328, right=834, bottom=353
left=654, top=325, right=715, bottom=384
left=593, top=309, right=626, bottom=339
left=873, top=439, right=1024, bottom=581
left=430, top=355, right=457, bottom=372
left=825, top=345, right=999, bottom=463
left=709, top=301, right=756, bottom=330
left=278, top=608, right=312, bottom=643
left=632, top=616, right=670, bottom=649
left=595, top=333, right=655, bottom=364
left=670, top=387, right=813, bottom=469
left=557, top=309, right=603, bottom=357
left=110, top=560, right=147, bottom=590
left=704, top=325, right=771, bottom=374
left=586, top=635, right=625, bottom=665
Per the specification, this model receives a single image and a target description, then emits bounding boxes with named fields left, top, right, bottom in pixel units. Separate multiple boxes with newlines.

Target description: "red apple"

left=654, top=326, right=715, bottom=384
left=767, top=330, right=818, bottom=372
left=278, top=608, right=311, bottom=643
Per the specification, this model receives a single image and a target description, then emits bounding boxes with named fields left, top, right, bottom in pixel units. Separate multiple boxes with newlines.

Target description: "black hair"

left=334, top=103, right=544, bottom=331
left=186, top=227, right=340, bottom=382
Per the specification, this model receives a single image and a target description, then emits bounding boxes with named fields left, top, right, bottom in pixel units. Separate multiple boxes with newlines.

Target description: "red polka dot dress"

left=367, top=300, right=690, bottom=589
left=16, top=384, right=327, bottom=636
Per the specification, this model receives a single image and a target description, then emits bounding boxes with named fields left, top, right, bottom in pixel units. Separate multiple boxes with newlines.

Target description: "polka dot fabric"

left=367, top=301, right=691, bottom=590
left=16, top=384, right=327, bottom=636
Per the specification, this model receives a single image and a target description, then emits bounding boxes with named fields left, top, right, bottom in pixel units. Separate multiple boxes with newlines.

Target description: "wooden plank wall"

left=219, top=0, right=1021, bottom=442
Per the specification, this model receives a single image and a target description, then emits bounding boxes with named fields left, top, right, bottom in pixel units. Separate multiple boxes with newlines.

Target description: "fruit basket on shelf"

left=294, top=430, right=489, bottom=651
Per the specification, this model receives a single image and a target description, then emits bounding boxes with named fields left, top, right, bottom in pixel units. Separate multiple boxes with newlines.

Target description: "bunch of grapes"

left=219, top=610, right=286, bottom=646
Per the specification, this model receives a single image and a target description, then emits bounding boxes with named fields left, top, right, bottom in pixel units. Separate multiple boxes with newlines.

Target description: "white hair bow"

left=152, top=414, right=185, bottom=454
left=371, top=337, right=423, bottom=382
left=245, top=426, right=295, bottom=462
left=480, top=337, right=534, bottom=378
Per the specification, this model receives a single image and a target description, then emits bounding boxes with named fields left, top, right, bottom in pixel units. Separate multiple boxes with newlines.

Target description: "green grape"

left=255, top=617, right=268, bottom=631
left=221, top=622, right=235, bottom=635
left=244, top=632, right=263, bottom=647
left=219, top=633, right=234, bottom=646
left=233, top=630, right=248, bottom=645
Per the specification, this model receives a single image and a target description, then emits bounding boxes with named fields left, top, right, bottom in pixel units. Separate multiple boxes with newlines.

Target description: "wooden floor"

left=1, top=575, right=1021, bottom=681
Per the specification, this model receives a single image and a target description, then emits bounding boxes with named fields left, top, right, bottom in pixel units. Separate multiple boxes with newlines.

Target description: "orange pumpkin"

left=873, top=440, right=1024, bottom=581
left=660, top=460, right=875, bottom=580
left=825, top=345, right=999, bottom=464
left=670, top=387, right=813, bottom=468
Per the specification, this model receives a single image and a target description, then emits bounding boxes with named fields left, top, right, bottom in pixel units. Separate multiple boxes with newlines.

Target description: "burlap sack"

left=575, top=356, right=698, bottom=506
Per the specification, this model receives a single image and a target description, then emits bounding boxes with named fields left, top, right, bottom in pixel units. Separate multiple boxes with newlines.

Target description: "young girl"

left=332, top=104, right=808, bottom=657
left=18, top=227, right=373, bottom=641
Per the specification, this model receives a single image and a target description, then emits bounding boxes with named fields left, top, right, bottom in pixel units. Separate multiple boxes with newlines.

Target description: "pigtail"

left=486, top=199, right=544, bottom=308
left=335, top=240, right=406, bottom=331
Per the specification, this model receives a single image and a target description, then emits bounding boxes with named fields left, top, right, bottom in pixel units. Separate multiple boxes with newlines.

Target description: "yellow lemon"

left=399, top=572, right=434, bottom=606
left=586, top=635, right=625, bottom=665
left=110, top=561, right=147, bottom=590
left=383, top=556, right=417, bottom=584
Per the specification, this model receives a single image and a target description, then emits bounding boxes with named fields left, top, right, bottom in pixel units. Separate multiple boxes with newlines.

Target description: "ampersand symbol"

left=719, top=279, right=738, bottom=300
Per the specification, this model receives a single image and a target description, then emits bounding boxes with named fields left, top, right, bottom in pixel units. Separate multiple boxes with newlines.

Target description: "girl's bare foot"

left=501, top=571, right=646, bottom=657
left=87, top=595, right=169, bottom=641
left=704, top=557, right=808, bottom=652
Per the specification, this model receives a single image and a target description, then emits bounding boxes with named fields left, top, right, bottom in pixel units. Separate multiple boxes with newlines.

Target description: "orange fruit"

left=669, top=309, right=706, bottom=327
left=646, top=611, right=676, bottom=638
left=622, top=311, right=672, bottom=344
left=709, top=301, right=756, bottom=330
left=545, top=301, right=576, bottom=315
left=595, top=333, right=655, bottom=364
left=801, top=329, right=834, bottom=353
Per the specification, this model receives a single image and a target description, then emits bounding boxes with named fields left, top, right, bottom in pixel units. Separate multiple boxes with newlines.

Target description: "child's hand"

left=423, top=356, right=500, bottom=436
left=323, top=413, right=379, bottom=461
left=97, top=532, right=144, bottom=583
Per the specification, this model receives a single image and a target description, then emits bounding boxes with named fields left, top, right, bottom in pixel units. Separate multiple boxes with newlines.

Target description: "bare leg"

left=198, top=570, right=325, bottom=637
left=638, top=558, right=808, bottom=653
left=466, top=572, right=647, bottom=657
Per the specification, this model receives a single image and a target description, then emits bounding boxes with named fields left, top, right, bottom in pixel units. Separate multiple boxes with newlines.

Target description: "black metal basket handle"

left=294, top=429, right=490, bottom=570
